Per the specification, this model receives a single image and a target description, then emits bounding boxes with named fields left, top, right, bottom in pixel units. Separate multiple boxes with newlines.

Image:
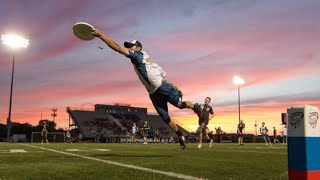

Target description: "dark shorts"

left=238, top=130, right=243, bottom=137
left=142, top=131, right=148, bottom=138
left=149, top=81, right=183, bottom=122
left=238, top=133, right=243, bottom=137
left=198, top=122, right=208, bottom=133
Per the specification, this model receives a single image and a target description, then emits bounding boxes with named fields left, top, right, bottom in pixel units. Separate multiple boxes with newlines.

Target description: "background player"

left=141, top=121, right=150, bottom=144
left=41, top=124, right=48, bottom=144
left=273, top=127, right=280, bottom=144
left=131, top=123, right=139, bottom=143
left=260, top=122, right=272, bottom=146
left=281, top=125, right=288, bottom=145
left=193, top=97, right=214, bottom=148
left=66, top=130, right=72, bottom=143
left=237, top=120, right=245, bottom=146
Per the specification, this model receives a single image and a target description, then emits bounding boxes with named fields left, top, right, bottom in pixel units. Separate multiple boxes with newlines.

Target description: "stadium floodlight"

left=1, top=34, right=29, bottom=49
left=233, top=75, right=245, bottom=124
left=1, top=33, right=29, bottom=142
left=233, top=75, right=245, bottom=85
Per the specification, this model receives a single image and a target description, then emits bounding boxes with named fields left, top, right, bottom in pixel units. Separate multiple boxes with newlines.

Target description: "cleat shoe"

left=192, top=103, right=201, bottom=115
left=179, top=136, right=186, bottom=149
left=198, top=144, right=202, bottom=149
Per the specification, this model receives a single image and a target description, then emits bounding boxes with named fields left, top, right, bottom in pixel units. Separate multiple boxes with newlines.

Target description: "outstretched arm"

left=92, top=28, right=129, bottom=56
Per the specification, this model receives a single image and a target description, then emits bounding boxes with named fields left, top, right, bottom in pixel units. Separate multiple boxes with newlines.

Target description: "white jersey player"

left=260, top=122, right=272, bottom=146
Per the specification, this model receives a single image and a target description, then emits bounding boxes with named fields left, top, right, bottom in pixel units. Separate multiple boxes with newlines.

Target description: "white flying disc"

left=72, top=22, right=95, bottom=41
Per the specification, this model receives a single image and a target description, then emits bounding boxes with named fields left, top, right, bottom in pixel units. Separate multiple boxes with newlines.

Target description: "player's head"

left=204, top=97, right=211, bottom=104
left=144, top=121, right=147, bottom=124
left=240, top=119, right=243, bottom=123
left=273, top=127, right=275, bottom=129
left=133, top=123, right=136, bottom=126
left=124, top=40, right=142, bottom=51
left=262, top=122, right=265, bottom=126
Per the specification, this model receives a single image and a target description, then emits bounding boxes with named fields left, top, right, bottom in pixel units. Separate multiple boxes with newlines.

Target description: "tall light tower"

left=51, top=108, right=57, bottom=124
left=233, top=75, right=245, bottom=124
left=1, top=34, right=29, bottom=142
left=254, top=120, right=257, bottom=136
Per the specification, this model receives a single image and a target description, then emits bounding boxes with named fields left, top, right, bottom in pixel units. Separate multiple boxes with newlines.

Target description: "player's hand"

left=92, top=28, right=102, bottom=37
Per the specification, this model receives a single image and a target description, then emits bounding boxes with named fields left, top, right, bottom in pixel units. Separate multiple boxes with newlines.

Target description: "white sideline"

left=20, top=144, right=206, bottom=180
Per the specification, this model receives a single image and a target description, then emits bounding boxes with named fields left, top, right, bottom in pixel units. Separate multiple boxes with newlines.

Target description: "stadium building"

left=66, top=104, right=190, bottom=142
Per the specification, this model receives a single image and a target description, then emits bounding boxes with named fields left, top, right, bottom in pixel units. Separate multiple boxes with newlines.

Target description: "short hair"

left=206, top=97, right=211, bottom=102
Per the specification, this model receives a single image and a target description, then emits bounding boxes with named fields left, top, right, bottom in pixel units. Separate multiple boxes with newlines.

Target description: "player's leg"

left=205, top=133, right=210, bottom=141
left=198, top=123, right=208, bottom=148
left=149, top=92, right=186, bottom=149
left=198, top=133, right=203, bottom=148
left=143, top=131, right=148, bottom=144
left=267, top=135, right=272, bottom=146
left=197, top=126, right=203, bottom=148
left=263, top=136, right=268, bottom=145
left=205, top=132, right=213, bottom=147
left=284, top=136, right=287, bottom=145
left=165, top=81, right=196, bottom=110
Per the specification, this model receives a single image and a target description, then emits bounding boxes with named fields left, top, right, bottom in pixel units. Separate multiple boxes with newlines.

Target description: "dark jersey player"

left=193, top=97, right=214, bottom=148
left=92, top=28, right=201, bottom=149
left=237, top=120, right=245, bottom=145
left=141, top=121, right=150, bottom=144
left=273, top=127, right=280, bottom=144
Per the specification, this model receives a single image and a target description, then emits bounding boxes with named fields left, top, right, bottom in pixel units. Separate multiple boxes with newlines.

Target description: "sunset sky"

left=0, top=0, right=319, bottom=134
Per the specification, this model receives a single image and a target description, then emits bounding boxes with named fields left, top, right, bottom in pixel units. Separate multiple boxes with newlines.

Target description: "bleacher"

left=67, top=109, right=123, bottom=139
left=66, top=105, right=191, bottom=142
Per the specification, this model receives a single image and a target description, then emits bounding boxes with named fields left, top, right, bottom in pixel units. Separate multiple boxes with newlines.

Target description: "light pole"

left=233, top=75, right=245, bottom=124
left=1, top=34, right=29, bottom=142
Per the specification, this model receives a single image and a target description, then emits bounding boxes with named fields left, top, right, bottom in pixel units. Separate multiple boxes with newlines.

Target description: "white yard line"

left=65, top=149, right=82, bottom=152
left=213, top=149, right=287, bottom=155
left=94, top=149, right=111, bottom=152
left=20, top=144, right=206, bottom=180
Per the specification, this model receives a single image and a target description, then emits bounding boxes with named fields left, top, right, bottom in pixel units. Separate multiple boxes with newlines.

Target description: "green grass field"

left=0, top=143, right=288, bottom=180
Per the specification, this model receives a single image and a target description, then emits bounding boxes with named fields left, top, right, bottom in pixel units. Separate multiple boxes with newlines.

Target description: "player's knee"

left=163, top=117, right=171, bottom=124
left=197, top=127, right=204, bottom=134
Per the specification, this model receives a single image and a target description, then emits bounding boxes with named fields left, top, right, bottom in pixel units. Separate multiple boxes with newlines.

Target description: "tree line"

left=0, top=119, right=65, bottom=140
